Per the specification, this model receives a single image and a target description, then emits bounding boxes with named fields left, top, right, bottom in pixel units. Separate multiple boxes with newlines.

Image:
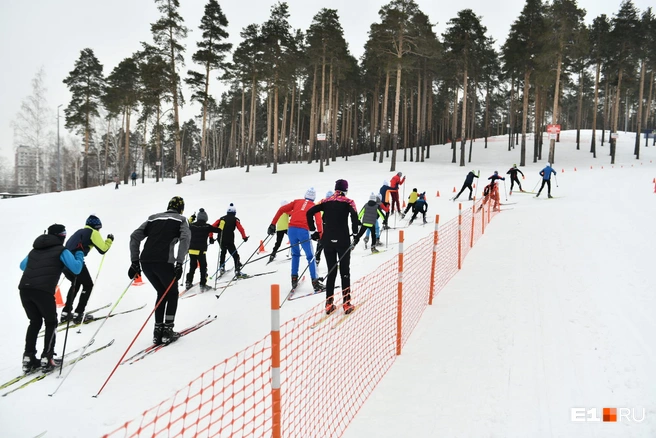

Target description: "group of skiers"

left=18, top=215, right=114, bottom=372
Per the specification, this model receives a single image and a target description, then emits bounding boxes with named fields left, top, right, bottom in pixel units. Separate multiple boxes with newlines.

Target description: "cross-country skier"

left=454, top=170, right=479, bottom=201
left=356, top=192, right=386, bottom=253
left=314, top=191, right=334, bottom=264
left=269, top=200, right=290, bottom=264
left=408, top=192, right=429, bottom=225
left=506, top=164, right=525, bottom=193
left=212, top=203, right=248, bottom=277
left=129, top=196, right=190, bottom=345
left=19, top=224, right=85, bottom=372
left=536, top=163, right=557, bottom=198
left=389, top=172, right=406, bottom=214
left=306, top=179, right=361, bottom=315
left=60, top=215, right=113, bottom=324
left=268, top=188, right=324, bottom=291
left=185, top=208, right=221, bottom=291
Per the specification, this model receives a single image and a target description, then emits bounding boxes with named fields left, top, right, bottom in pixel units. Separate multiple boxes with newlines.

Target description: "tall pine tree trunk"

left=611, top=68, right=624, bottom=164
left=521, top=70, right=530, bottom=166
left=272, top=80, right=279, bottom=174
left=459, top=66, right=468, bottom=167
left=380, top=71, right=391, bottom=163
left=451, top=85, right=458, bottom=163
left=200, top=60, right=211, bottom=181
left=308, top=65, right=317, bottom=163
left=576, top=69, right=584, bottom=150
left=634, top=59, right=645, bottom=158
left=548, top=53, right=562, bottom=164
left=591, top=62, right=601, bottom=157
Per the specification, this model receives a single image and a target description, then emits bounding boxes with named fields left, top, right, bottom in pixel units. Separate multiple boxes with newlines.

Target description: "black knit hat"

left=86, top=215, right=102, bottom=230
left=167, top=196, right=185, bottom=214
left=47, top=224, right=67, bottom=241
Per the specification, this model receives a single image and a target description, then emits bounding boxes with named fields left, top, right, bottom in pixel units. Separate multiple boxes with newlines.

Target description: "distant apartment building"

left=15, top=145, right=43, bottom=194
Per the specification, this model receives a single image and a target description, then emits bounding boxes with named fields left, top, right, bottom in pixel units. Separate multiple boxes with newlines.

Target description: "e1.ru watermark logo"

left=571, top=407, right=646, bottom=422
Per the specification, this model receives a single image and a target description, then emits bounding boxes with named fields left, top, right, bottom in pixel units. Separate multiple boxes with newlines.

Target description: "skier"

left=129, top=196, right=190, bottom=345
left=389, top=171, right=406, bottom=214
left=488, top=170, right=505, bottom=186
left=536, top=163, right=557, bottom=198
left=60, top=215, right=114, bottom=324
left=506, top=164, right=525, bottom=193
left=131, top=171, right=137, bottom=186
left=401, top=188, right=419, bottom=218
left=480, top=180, right=502, bottom=211
left=268, top=188, right=324, bottom=291
left=19, top=224, right=85, bottom=372
left=453, top=170, right=479, bottom=201
left=356, top=192, right=386, bottom=253
left=185, top=208, right=221, bottom=291
left=408, top=192, right=429, bottom=225
left=314, top=191, right=334, bottom=264
left=379, top=180, right=392, bottom=205
left=306, top=179, right=361, bottom=315
left=364, top=195, right=384, bottom=248
left=212, top=203, right=248, bottom=277
left=268, top=200, right=290, bottom=264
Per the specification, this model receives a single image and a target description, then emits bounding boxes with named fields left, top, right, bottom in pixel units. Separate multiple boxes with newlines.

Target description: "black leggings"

left=271, top=230, right=287, bottom=255
left=186, top=253, right=208, bottom=286
left=323, top=246, right=352, bottom=305
left=142, top=262, right=179, bottom=324
left=455, top=183, right=473, bottom=200
left=63, top=264, right=94, bottom=314
left=510, top=176, right=522, bottom=191
left=538, top=179, right=552, bottom=195
left=20, top=288, right=58, bottom=357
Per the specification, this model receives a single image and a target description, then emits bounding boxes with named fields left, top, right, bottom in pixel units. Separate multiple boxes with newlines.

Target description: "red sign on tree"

left=546, top=124, right=561, bottom=134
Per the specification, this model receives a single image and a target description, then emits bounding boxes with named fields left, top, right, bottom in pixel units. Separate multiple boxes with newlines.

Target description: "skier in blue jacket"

left=536, top=163, right=557, bottom=198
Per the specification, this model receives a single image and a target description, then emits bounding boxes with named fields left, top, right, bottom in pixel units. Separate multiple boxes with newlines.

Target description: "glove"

left=267, top=224, right=276, bottom=235
left=128, top=260, right=141, bottom=279
left=209, top=236, right=215, bottom=244
left=174, top=263, right=183, bottom=280
left=243, top=236, right=249, bottom=242
left=190, top=213, right=196, bottom=223
left=352, top=236, right=360, bottom=247
left=502, top=177, right=506, bottom=181
left=107, top=234, right=114, bottom=242
left=311, top=231, right=320, bottom=241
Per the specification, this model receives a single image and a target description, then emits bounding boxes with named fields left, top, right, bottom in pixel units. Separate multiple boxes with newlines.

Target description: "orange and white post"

left=271, top=284, right=281, bottom=438
left=396, top=230, right=404, bottom=356
left=470, top=197, right=476, bottom=248
left=429, top=215, right=439, bottom=305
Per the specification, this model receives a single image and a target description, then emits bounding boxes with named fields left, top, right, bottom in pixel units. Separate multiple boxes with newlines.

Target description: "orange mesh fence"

left=103, top=202, right=501, bottom=438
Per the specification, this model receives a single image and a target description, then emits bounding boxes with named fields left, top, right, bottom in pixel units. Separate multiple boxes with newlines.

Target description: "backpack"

left=483, top=185, right=491, bottom=197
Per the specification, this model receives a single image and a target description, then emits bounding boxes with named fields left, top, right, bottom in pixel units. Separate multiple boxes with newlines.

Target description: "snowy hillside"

left=0, top=131, right=655, bottom=437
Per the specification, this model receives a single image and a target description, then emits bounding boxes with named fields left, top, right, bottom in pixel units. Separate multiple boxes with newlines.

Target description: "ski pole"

left=59, top=319, right=71, bottom=377
left=554, top=173, right=559, bottom=187
left=50, top=278, right=134, bottom=396
left=240, top=234, right=273, bottom=268
left=279, top=262, right=312, bottom=306
left=93, top=276, right=176, bottom=398
left=532, top=179, right=541, bottom=192
left=503, top=180, right=508, bottom=201
left=78, top=255, right=106, bottom=333
left=245, top=238, right=312, bottom=266
left=473, top=170, right=480, bottom=199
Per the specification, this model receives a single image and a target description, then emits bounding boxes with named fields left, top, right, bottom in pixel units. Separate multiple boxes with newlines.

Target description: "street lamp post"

left=57, top=104, right=62, bottom=192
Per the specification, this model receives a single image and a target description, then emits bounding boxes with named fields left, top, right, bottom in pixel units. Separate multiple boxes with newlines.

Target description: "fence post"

left=487, top=198, right=491, bottom=223
left=457, top=203, right=462, bottom=270
left=396, top=230, right=404, bottom=356
left=470, top=197, right=476, bottom=248
left=271, top=284, right=281, bottom=438
left=429, top=215, right=439, bottom=305
left=481, top=200, right=485, bottom=235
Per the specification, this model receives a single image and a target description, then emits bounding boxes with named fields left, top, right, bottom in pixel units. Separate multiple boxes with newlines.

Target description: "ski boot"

left=22, top=354, right=40, bottom=373
left=185, top=281, right=193, bottom=290
left=312, top=278, right=325, bottom=292
left=548, top=194, right=553, bottom=199
left=60, top=311, right=74, bottom=324
left=153, top=323, right=164, bottom=345
left=73, top=313, right=94, bottom=325
left=343, top=302, right=355, bottom=315
left=162, top=323, right=180, bottom=344
left=268, top=254, right=276, bottom=263
left=219, top=267, right=226, bottom=276
left=325, top=299, right=336, bottom=315
left=291, top=275, right=299, bottom=288
left=40, top=353, right=61, bottom=372
left=423, top=218, right=428, bottom=224
left=200, top=284, right=213, bottom=292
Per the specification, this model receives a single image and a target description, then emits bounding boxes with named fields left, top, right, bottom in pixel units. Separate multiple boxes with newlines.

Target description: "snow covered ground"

left=0, top=130, right=655, bottom=437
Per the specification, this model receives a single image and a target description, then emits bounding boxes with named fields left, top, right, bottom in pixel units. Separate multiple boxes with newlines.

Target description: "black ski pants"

left=63, top=264, right=94, bottom=314
left=220, top=241, right=241, bottom=271
left=455, top=183, right=473, bottom=200
left=271, top=230, right=287, bottom=255
left=142, top=262, right=179, bottom=325
left=537, top=179, right=552, bottom=196
left=186, top=253, right=208, bottom=286
left=510, top=176, right=522, bottom=191
left=20, top=288, right=57, bottom=358
left=356, top=224, right=377, bottom=247
left=323, top=245, right=352, bottom=306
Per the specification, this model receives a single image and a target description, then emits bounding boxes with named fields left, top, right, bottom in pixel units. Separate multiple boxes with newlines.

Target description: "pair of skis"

left=38, top=304, right=147, bottom=337
left=1, top=339, right=115, bottom=397
left=310, top=301, right=365, bottom=329
left=120, top=316, right=217, bottom=365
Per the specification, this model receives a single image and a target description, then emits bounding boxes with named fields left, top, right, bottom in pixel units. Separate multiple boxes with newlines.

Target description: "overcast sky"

left=0, top=0, right=650, bottom=161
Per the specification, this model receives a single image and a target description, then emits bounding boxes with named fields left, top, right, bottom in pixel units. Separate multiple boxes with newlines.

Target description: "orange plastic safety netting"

left=103, top=201, right=501, bottom=438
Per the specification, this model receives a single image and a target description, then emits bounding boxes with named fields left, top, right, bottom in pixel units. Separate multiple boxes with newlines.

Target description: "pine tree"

left=186, top=0, right=231, bottom=181
left=63, top=48, right=104, bottom=188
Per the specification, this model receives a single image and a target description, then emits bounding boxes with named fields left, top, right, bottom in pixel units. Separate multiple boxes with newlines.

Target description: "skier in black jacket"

left=506, top=164, right=525, bottom=193
left=60, top=214, right=114, bottom=324
left=306, top=179, right=361, bottom=315
left=454, top=170, right=479, bottom=201
left=185, top=208, right=221, bottom=291
left=19, top=224, right=85, bottom=372
left=211, top=203, right=248, bottom=277
left=129, top=196, right=190, bottom=345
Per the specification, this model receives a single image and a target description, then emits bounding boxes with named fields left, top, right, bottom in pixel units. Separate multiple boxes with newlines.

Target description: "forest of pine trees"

left=13, top=0, right=656, bottom=189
